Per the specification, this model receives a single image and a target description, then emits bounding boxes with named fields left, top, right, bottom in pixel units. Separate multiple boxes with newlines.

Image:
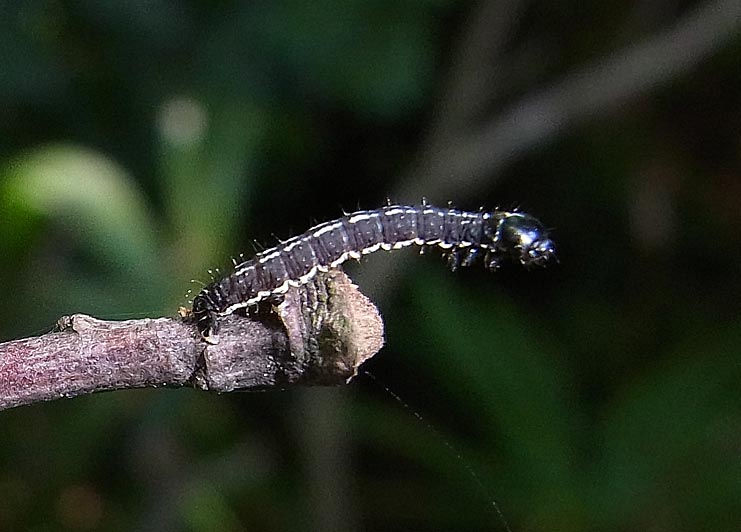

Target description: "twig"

left=0, top=270, right=384, bottom=411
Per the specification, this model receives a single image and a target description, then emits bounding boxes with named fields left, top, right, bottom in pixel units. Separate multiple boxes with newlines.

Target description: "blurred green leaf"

left=412, top=270, right=574, bottom=454
left=182, top=483, right=241, bottom=532
left=352, top=395, right=513, bottom=530
left=598, top=324, right=741, bottom=529
left=4, top=144, right=160, bottom=279
left=394, top=266, right=582, bottom=525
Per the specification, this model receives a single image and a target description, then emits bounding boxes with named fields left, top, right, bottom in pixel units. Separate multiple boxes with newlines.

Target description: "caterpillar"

left=192, top=204, right=556, bottom=343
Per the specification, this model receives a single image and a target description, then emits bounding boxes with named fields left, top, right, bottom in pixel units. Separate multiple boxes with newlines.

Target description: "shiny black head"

left=491, top=212, right=556, bottom=267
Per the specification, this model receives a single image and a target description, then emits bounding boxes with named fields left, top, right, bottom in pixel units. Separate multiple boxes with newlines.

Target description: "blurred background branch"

left=398, top=0, right=741, bottom=203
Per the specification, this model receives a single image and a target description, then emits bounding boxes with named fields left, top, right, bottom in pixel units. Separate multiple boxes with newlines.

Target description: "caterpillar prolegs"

left=192, top=204, right=556, bottom=343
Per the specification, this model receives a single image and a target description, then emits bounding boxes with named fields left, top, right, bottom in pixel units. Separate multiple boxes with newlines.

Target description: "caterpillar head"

left=490, top=212, right=556, bottom=268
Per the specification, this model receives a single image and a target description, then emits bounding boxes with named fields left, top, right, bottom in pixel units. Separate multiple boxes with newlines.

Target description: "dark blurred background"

left=1, top=1, right=740, bottom=531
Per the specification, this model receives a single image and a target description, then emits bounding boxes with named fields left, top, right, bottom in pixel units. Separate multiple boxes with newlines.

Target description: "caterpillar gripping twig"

left=192, top=204, right=556, bottom=344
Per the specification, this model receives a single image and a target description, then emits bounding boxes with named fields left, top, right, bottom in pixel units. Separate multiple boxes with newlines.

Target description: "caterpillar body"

left=192, top=204, right=555, bottom=343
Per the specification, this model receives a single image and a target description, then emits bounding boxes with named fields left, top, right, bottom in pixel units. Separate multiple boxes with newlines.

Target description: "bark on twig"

left=0, top=270, right=384, bottom=411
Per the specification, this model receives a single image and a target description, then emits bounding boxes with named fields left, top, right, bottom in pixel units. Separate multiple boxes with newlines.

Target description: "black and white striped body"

left=192, top=204, right=555, bottom=343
